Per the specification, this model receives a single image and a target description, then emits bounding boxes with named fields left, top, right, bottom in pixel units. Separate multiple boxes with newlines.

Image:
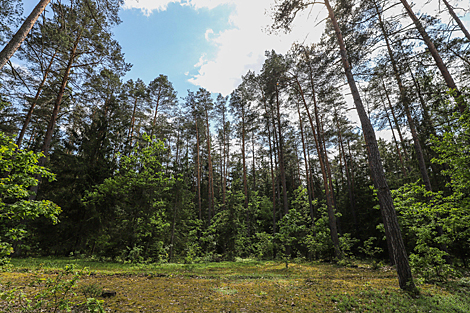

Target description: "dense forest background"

left=1, top=0, right=469, bottom=290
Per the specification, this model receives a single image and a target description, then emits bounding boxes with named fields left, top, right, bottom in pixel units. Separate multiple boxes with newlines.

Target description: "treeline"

left=1, top=0, right=469, bottom=290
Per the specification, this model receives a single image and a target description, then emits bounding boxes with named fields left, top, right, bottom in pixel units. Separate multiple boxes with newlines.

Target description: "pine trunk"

left=399, top=0, right=466, bottom=113
left=275, top=85, right=289, bottom=215
left=325, top=0, right=415, bottom=291
left=0, top=0, right=51, bottom=70
left=441, top=0, right=470, bottom=41
left=205, top=109, right=214, bottom=223
left=17, top=49, right=58, bottom=148
left=30, top=31, right=81, bottom=198
left=294, top=76, right=341, bottom=258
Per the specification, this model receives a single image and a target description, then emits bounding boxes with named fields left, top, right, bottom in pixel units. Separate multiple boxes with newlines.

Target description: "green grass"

left=1, top=257, right=469, bottom=312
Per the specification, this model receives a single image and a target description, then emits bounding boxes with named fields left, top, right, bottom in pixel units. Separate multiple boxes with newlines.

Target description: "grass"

left=1, top=257, right=469, bottom=312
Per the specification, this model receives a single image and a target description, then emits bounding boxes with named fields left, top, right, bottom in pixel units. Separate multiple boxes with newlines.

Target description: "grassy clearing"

left=1, top=257, right=469, bottom=312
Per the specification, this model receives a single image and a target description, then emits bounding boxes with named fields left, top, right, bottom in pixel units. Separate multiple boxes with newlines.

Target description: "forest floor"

left=1, top=258, right=469, bottom=312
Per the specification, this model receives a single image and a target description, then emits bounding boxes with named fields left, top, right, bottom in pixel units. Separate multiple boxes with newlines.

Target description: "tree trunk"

left=262, top=95, right=277, bottom=235
left=17, top=49, right=58, bottom=148
left=379, top=90, right=408, bottom=178
left=399, top=0, right=466, bottom=113
left=150, top=87, right=162, bottom=139
left=275, top=84, right=289, bottom=215
left=375, top=1, right=432, bottom=191
left=30, top=31, right=81, bottom=198
left=296, top=100, right=315, bottom=229
left=0, top=0, right=51, bottom=70
left=335, top=115, right=358, bottom=235
left=127, top=97, right=138, bottom=149
left=195, top=120, right=202, bottom=228
left=325, top=0, right=415, bottom=291
left=381, top=80, right=411, bottom=163
left=294, top=75, right=341, bottom=258
left=441, top=0, right=470, bottom=41
left=222, top=120, right=227, bottom=209
left=205, top=108, right=214, bottom=223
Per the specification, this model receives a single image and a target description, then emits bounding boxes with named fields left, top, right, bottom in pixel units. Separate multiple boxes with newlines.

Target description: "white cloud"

left=123, top=0, right=179, bottom=15
left=187, top=1, right=328, bottom=95
left=123, top=0, right=327, bottom=95
left=123, top=0, right=470, bottom=97
left=204, top=29, right=214, bottom=41
left=123, top=0, right=233, bottom=15
left=194, top=54, right=207, bottom=68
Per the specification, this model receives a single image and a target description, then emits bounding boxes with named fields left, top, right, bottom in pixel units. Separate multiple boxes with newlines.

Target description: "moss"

left=1, top=260, right=469, bottom=312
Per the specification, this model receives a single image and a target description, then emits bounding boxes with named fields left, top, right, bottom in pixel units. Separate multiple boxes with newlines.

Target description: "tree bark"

left=375, top=1, right=432, bottom=191
left=150, top=87, right=162, bottom=140
left=195, top=120, right=202, bottom=228
left=441, top=0, right=470, bottom=42
left=275, top=84, right=289, bottom=215
left=0, top=0, right=51, bottom=70
left=204, top=108, right=214, bottom=223
left=30, top=31, right=82, bottom=198
left=398, top=0, right=466, bottom=113
left=17, top=49, right=58, bottom=148
left=294, top=75, right=341, bottom=259
left=296, top=100, right=315, bottom=229
left=262, top=94, right=277, bottom=235
left=379, top=90, right=408, bottom=178
left=335, top=114, right=358, bottom=234
left=325, top=0, right=415, bottom=291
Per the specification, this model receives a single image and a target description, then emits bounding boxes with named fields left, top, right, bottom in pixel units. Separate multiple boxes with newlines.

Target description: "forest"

left=1, top=0, right=469, bottom=297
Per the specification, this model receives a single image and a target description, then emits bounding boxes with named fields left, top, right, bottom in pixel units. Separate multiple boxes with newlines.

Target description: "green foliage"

left=0, top=265, right=104, bottom=312
left=83, top=134, right=171, bottom=261
left=393, top=183, right=457, bottom=281
left=0, top=132, right=61, bottom=260
left=276, top=207, right=306, bottom=266
left=303, top=204, right=334, bottom=260
left=252, top=232, right=274, bottom=260
left=338, top=233, right=359, bottom=260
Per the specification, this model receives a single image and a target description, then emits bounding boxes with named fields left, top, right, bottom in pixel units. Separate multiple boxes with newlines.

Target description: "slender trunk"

left=195, top=120, right=202, bottom=227
left=168, top=196, right=178, bottom=262
left=205, top=109, right=214, bottom=223
left=441, top=0, right=470, bottom=41
left=150, top=87, right=162, bottom=139
left=399, top=0, right=466, bottom=113
left=382, top=79, right=409, bottom=162
left=270, top=103, right=281, bottom=208
left=294, top=75, right=341, bottom=258
left=222, top=119, right=227, bottom=209
left=335, top=116, right=358, bottom=234
left=262, top=95, right=277, bottom=234
left=306, top=142, right=316, bottom=230
left=128, top=97, right=138, bottom=149
left=0, top=0, right=51, bottom=70
left=325, top=0, right=415, bottom=291
left=30, top=31, right=81, bottom=198
left=17, top=49, right=58, bottom=148
left=380, top=91, right=408, bottom=177
left=405, top=57, right=436, bottom=137
left=252, top=134, right=256, bottom=191
left=375, top=1, right=432, bottom=191
left=296, top=100, right=315, bottom=229
left=275, top=84, right=289, bottom=215
left=321, top=117, right=341, bottom=235
left=240, top=105, right=250, bottom=235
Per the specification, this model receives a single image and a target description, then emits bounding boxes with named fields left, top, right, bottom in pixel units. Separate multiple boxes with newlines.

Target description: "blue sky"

left=114, top=3, right=236, bottom=97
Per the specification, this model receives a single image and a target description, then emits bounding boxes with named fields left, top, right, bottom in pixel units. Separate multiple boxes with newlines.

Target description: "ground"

left=0, top=258, right=469, bottom=312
